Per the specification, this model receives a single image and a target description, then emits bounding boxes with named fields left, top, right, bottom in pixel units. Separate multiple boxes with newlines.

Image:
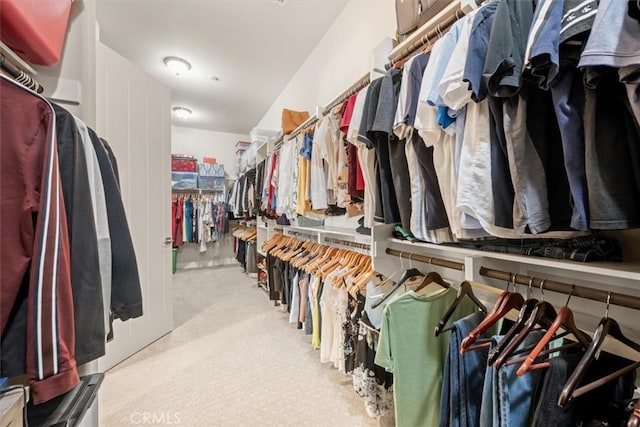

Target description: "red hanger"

left=515, top=286, right=592, bottom=375
left=460, top=274, right=524, bottom=354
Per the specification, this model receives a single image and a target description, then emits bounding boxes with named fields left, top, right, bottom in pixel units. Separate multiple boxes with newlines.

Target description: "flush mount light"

left=164, top=56, right=191, bottom=75
left=173, top=107, right=192, bottom=119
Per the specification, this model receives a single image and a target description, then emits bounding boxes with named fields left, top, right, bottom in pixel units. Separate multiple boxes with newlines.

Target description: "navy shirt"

left=483, top=0, right=535, bottom=97
left=463, top=1, right=498, bottom=102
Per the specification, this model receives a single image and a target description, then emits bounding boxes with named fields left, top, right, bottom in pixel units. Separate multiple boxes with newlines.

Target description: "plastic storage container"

left=27, top=374, right=104, bottom=427
left=0, top=0, right=73, bottom=65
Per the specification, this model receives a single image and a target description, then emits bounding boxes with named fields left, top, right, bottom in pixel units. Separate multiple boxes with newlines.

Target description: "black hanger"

left=558, top=293, right=640, bottom=407
left=371, top=253, right=423, bottom=309
left=434, top=281, right=486, bottom=336
left=491, top=280, right=557, bottom=369
left=415, top=271, right=450, bottom=293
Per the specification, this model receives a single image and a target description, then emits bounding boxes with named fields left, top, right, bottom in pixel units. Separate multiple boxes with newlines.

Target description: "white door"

left=95, top=43, right=173, bottom=371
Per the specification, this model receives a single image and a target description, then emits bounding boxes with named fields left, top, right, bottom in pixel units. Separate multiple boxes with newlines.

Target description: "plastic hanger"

left=491, top=280, right=558, bottom=369
left=487, top=277, right=539, bottom=365
left=558, top=293, right=640, bottom=407
left=515, top=285, right=592, bottom=375
left=371, top=252, right=423, bottom=309
left=460, top=274, right=524, bottom=354
left=434, top=281, right=486, bottom=337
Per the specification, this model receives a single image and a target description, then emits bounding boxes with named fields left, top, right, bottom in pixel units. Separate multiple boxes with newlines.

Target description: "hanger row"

left=479, top=267, right=640, bottom=311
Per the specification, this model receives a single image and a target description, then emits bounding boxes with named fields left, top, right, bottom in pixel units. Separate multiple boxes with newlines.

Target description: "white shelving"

left=385, top=238, right=640, bottom=282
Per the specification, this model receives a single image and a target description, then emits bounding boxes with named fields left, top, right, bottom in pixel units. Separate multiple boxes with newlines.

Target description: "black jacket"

left=53, top=104, right=106, bottom=365
left=88, top=129, right=143, bottom=321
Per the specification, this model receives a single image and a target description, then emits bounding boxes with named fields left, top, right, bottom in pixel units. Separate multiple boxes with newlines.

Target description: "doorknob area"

left=164, top=237, right=173, bottom=244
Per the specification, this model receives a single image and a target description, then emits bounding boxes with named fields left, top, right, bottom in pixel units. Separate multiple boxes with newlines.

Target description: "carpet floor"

left=99, top=266, right=380, bottom=426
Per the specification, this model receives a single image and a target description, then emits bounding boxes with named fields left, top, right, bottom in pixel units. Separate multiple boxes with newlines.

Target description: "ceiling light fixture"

left=209, top=76, right=220, bottom=82
left=164, top=56, right=191, bottom=75
left=173, top=107, right=192, bottom=119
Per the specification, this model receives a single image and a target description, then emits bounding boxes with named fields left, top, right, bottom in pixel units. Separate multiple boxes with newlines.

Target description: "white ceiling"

left=96, top=0, right=348, bottom=135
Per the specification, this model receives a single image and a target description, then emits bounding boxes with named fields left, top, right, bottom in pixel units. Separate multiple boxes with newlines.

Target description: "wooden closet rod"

left=288, top=114, right=319, bottom=140
left=0, top=52, right=44, bottom=93
left=386, top=248, right=465, bottom=271
left=322, top=73, right=371, bottom=116
left=479, top=267, right=640, bottom=311
left=324, top=237, right=371, bottom=251
left=387, top=6, right=464, bottom=69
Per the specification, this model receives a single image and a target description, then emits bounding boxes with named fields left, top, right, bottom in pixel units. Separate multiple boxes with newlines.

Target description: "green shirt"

left=375, top=289, right=476, bottom=427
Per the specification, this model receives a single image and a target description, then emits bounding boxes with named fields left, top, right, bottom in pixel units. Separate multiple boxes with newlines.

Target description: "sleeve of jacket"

left=53, top=104, right=106, bottom=365
left=99, top=137, right=121, bottom=187
left=88, top=129, right=143, bottom=321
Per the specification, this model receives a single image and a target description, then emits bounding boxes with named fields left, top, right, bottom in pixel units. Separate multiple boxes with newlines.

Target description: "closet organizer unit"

left=255, top=1, right=640, bottom=426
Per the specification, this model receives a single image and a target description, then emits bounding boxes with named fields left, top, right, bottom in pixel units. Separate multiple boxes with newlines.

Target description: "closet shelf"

left=387, top=238, right=640, bottom=281
left=258, top=249, right=266, bottom=257
left=285, top=225, right=371, bottom=240
left=257, top=224, right=268, bottom=231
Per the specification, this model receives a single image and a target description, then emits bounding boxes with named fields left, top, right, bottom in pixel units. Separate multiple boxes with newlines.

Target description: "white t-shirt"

left=347, top=87, right=370, bottom=144
left=320, top=267, right=347, bottom=364
left=310, top=119, right=329, bottom=210
left=438, top=12, right=476, bottom=111
left=276, top=138, right=295, bottom=215
left=74, top=116, right=112, bottom=335
left=393, top=55, right=417, bottom=140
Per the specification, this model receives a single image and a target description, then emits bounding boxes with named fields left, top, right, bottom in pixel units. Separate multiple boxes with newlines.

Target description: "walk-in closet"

left=1, top=1, right=640, bottom=426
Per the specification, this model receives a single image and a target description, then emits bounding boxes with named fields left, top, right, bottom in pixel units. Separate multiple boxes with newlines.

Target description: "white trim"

left=51, top=139, right=60, bottom=375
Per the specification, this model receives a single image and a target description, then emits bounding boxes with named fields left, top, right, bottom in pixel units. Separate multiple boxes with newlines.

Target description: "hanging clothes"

left=52, top=103, right=105, bottom=366
left=0, top=76, right=79, bottom=403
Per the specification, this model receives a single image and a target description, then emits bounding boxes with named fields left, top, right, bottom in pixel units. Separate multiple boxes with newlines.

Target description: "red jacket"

left=0, top=76, right=79, bottom=403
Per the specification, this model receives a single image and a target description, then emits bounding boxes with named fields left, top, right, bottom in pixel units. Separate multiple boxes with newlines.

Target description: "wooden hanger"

left=392, top=57, right=409, bottom=69
left=486, top=278, right=539, bottom=365
left=318, top=247, right=339, bottom=266
left=628, top=400, right=640, bottom=427
left=414, top=271, right=449, bottom=293
left=434, top=281, right=486, bottom=337
left=515, top=286, right=592, bottom=375
left=460, top=274, right=524, bottom=354
left=558, top=293, right=640, bottom=407
left=490, top=280, right=557, bottom=369
left=340, top=254, right=370, bottom=288
left=371, top=253, right=423, bottom=309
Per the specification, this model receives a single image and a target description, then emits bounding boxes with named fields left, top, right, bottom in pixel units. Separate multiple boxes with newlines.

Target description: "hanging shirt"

left=86, top=127, right=142, bottom=323
left=375, top=289, right=475, bottom=427
left=310, top=118, right=330, bottom=210
left=277, top=138, right=296, bottom=216
left=185, top=198, right=193, bottom=242
left=74, top=116, right=113, bottom=336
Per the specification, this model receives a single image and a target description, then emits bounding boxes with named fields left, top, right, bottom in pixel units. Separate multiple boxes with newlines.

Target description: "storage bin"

left=172, top=172, right=198, bottom=189
left=0, top=0, right=73, bottom=65
left=171, top=155, right=197, bottom=172
left=198, top=176, right=225, bottom=190
left=199, top=163, right=225, bottom=177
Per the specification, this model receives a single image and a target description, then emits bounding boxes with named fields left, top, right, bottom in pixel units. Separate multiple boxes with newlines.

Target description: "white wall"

left=172, top=126, right=249, bottom=179
left=256, top=0, right=397, bottom=130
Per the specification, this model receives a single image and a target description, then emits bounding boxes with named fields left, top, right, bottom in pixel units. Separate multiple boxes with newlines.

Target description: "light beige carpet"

left=99, top=266, right=381, bottom=426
